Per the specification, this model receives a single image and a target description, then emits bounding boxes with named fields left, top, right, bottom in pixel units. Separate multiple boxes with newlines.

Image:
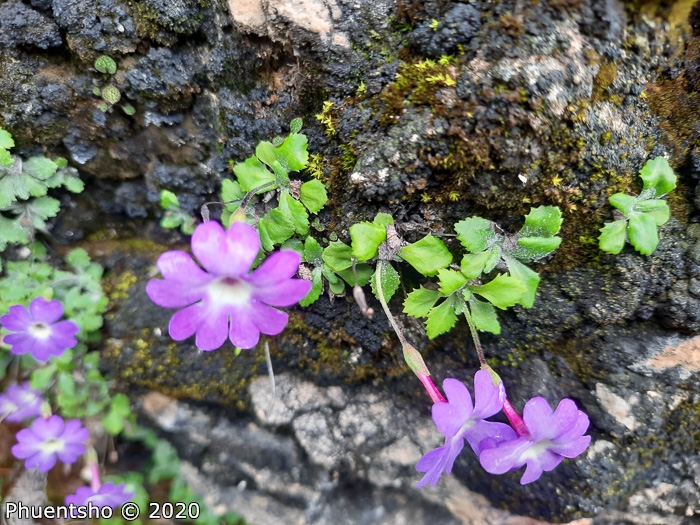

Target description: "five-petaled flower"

left=146, top=221, right=311, bottom=351
left=416, top=370, right=516, bottom=487
left=66, top=482, right=134, bottom=509
left=12, top=415, right=89, bottom=472
left=479, top=397, right=591, bottom=484
left=0, top=382, right=44, bottom=423
left=1, top=297, right=79, bottom=362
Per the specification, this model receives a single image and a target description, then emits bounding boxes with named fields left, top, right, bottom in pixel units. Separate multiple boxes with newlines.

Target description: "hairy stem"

left=463, top=307, right=487, bottom=367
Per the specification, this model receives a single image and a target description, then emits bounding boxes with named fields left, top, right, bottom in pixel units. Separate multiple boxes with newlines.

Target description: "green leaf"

left=322, top=241, right=353, bottom=272
left=26, top=197, right=61, bottom=230
left=95, top=55, right=117, bottom=74
left=281, top=238, right=304, bottom=254
left=438, top=268, right=467, bottom=295
left=290, top=118, right=303, bottom=134
left=122, top=105, right=136, bottom=116
left=23, top=156, right=58, bottom=180
left=303, top=236, right=323, bottom=264
left=160, top=214, right=182, bottom=229
left=371, top=262, right=400, bottom=302
left=0, top=215, right=28, bottom=250
left=31, top=363, right=56, bottom=389
left=460, top=251, right=490, bottom=279
left=350, top=221, right=386, bottom=261
left=504, top=256, right=541, bottom=308
left=222, top=178, right=244, bottom=203
left=0, top=149, right=13, bottom=167
left=469, top=274, right=527, bottom=309
left=233, top=155, right=276, bottom=192
left=66, top=248, right=91, bottom=271
left=520, top=206, right=563, bottom=237
left=336, top=264, right=373, bottom=286
left=403, top=286, right=440, bottom=318
left=516, top=236, right=562, bottom=259
left=635, top=199, right=670, bottom=225
left=373, top=213, right=394, bottom=226
left=426, top=296, right=457, bottom=338
left=159, top=189, right=180, bottom=210
left=455, top=217, right=495, bottom=252
left=399, top=235, right=453, bottom=277
left=275, top=133, right=309, bottom=172
left=101, top=86, right=121, bottom=104
left=609, top=193, right=637, bottom=217
left=468, top=296, right=500, bottom=334
left=323, top=266, right=347, bottom=294
left=598, top=220, right=628, bottom=254
left=0, top=128, right=14, bottom=149
left=299, top=179, right=328, bottom=214
left=484, top=245, right=502, bottom=273
left=279, top=192, right=309, bottom=235
left=259, top=208, right=295, bottom=245
left=628, top=213, right=659, bottom=255
left=639, top=156, right=676, bottom=196
left=299, top=267, right=322, bottom=307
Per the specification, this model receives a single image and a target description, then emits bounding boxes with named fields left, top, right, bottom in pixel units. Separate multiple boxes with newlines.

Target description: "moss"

left=591, top=61, right=618, bottom=102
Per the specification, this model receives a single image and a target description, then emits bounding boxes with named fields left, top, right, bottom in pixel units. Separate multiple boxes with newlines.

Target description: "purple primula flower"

left=146, top=221, right=312, bottom=351
left=479, top=397, right=591, bottom=484
left=416, top=370, right=516, bottom=487
left=0, top=382, right=44, bottom=423
left=66, top=482, right=134, bottom=509
left=11, top=415, right=89, bottom=472
left=1, top=297, right=79, bottom=362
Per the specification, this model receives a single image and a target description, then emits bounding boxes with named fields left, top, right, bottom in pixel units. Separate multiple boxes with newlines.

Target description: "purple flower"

left=11, top=415, right=89, bottom=472
left=0, top=382, right=44, bottom=423
left=1, top=297, right=79, bottom=362
left=66, top=482, right=134, bottom=509
left=479, top=397, right=591, bottom=484
left=146, top=221, right=311, bottom=351
left=416, top=371, right=516, bottom=487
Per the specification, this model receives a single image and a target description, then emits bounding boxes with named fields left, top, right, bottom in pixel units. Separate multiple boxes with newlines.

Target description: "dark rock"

left=0, top=1, right=62, bottom=50
left=409, top=3, right=481, bottom=57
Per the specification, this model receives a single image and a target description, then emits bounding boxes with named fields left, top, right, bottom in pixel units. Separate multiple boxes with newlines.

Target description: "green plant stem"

left=374, top=261, right=409, bottom=348
left=463, top=308, right=487, bottom=367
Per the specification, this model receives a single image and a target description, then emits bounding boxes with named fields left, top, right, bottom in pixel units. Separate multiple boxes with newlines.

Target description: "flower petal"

left=36, top=415, right=65, bottom=437
left=168, top=303, right=207, bottom=342
left=4, top=332, right=34, bottom=355
left=194, top=306, right=229, bottom=351
left=147, top=279, right=207, bottom=308
left=27, top=338, right=62, bottom=362
left=156, top=251, right=211, bottom=284
left=252, top=279, right=312, bottom=307
left=520, top=458, right=547, bottom=484
left=554, top=410, right=590, bottom=445
left=432, top=379, right=473, bottom=437
left=1, top=304, right=32, bottom=331
left=415, top=437, right=464, bottom=488
left=192, top=221, right=259, bottom=277
left=57, top=443, right=86, bottom=463
left=551, top=435, right=591, bottom=458
left=479, top=436, right=532, bottom=475
left=247, top=251, right=301, bottom=287
left=464, top=420, right=517, bottom=455
left=30, top=297, right=64, bottom=324
left=472, top=369, right=506, bottom=419
left=523, top=397, right=563, bottom=441
left=252, top=303, right=289, bottom=336
left=228, top=307, right=261, bottom=349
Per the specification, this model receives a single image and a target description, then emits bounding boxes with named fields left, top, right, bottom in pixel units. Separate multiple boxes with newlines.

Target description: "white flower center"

left=28, top=322, right=51, bottom=339
left=206, top=277, right=253, bottom=307
left=39, top=437, right=65, bottom=455
left=519, top=439, right=554, bottom=462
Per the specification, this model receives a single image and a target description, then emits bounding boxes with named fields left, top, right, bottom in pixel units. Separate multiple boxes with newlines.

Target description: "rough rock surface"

left=1, top=0, right=700, bottom=523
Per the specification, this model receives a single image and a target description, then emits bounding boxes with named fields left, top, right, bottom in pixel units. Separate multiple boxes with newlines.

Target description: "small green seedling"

left=599, top=157, right=676, bottom=256
left=94, top=55, right=117, bottom=75
left=159, top=190, right=196, bottom=235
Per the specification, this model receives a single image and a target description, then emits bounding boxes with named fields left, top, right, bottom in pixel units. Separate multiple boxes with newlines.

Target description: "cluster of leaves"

left=93, top=55, right=135, bottom=115
left=599, top=157, right=676, bottom=256
left=159, top=190, right=196, bottom=234
left=403, top=206, right=562, bottom=337
left=330, top=207, right=561, bottom=338
left=315, top=101, right=337, bottom=137
left=0, top=128, right=84, bottom=270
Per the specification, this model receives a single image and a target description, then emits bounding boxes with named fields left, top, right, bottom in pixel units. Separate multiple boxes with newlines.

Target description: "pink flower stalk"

left=1, top=297, right=79, bottom=362
left=479, top=397, right=591, bottom=484
left=416, top=371, right=515, bottom=487
left=0, top=382, right=44, bottom=423
left=146, top=221, right=311, bottom=351
left=12, top=415, right=89, bottom=472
